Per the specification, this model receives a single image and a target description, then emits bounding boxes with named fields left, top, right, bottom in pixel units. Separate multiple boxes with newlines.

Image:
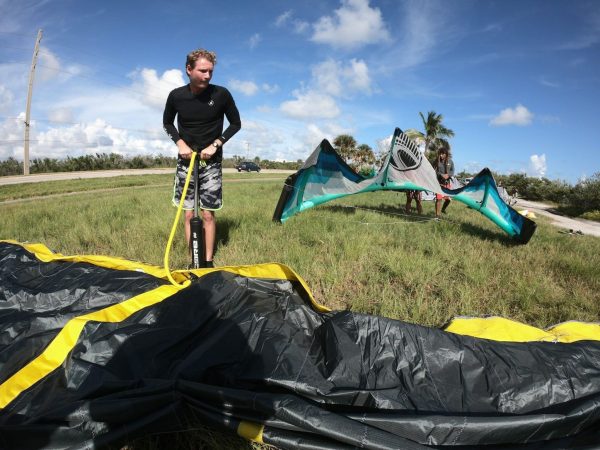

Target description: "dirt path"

left=514, top=199, right=600, bottom=237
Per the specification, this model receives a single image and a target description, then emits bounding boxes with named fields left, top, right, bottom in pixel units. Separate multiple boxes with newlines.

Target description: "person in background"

left=435, top=146, right=454, bottom=219
left=163, top=49, right=241, bottom=267
left=405, top=190, right=423, bottom=214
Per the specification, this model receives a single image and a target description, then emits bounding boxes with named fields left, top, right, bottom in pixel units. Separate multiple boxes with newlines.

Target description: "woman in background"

left=435, top=146, right=454, bottom=219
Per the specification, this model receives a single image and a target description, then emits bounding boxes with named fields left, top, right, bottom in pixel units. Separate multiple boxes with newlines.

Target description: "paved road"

left=0, top=168, right=294, bottom=186
left=514, top=199, right=600, bottom=237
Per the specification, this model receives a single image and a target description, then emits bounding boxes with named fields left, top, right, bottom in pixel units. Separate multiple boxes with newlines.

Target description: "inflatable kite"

left=273, top=128, right=537, bottom=243
left=1, top=240, right=600, bottom=449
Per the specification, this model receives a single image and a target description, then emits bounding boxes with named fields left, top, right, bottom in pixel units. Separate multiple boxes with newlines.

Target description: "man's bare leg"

left=201, top=209, right=216, bottom=262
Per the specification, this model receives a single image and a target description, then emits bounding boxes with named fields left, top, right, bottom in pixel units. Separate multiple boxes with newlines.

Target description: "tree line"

left=0, top=153, right=304, bottom=177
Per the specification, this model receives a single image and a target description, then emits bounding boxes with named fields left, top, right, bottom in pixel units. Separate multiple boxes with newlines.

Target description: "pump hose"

left=163, top=151, right=206, bottom=288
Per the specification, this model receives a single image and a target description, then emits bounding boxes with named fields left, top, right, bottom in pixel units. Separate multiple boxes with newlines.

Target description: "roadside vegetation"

left=0, top=153, right=302, bottom=177
left=1, top=174, right=599, bottom=449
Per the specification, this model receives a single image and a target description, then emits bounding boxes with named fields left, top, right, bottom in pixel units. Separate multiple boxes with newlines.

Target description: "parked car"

left=236, top=161, right=261, bottom=172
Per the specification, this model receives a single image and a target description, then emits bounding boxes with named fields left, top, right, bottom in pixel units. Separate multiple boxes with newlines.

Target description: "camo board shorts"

left=172, top=159, right=222, bottom=211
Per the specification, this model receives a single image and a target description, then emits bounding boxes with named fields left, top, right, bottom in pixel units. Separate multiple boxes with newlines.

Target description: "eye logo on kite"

left=390, top=132, right=422, bottom=171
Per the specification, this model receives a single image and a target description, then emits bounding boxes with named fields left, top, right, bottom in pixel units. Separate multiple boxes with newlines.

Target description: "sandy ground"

left=514, top=198, right=600, bottom=238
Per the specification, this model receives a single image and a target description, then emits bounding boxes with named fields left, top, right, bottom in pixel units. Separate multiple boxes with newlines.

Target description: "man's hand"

left=200, top=140, right=222, bottom=160
left=176, top=140, right=194, bottom=160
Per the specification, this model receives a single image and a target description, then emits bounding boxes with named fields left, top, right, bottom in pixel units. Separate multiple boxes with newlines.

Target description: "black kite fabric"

left=1, top=241, right=599, bottom=449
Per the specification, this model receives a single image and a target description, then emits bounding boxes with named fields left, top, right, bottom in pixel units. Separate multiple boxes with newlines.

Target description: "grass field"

left=1, top=172, right=599, bottom=449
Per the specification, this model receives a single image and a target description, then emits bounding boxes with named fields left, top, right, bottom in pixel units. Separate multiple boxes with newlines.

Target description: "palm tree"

left=405, top=111, right=455, bottom=160
left=354, top=143, right=376, bottom=175
left=333, top=135, right=357, bottom=163
left=355, top=144, right=376, bottom=167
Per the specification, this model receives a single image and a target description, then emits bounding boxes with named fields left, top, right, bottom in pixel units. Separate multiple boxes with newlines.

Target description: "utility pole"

left=24, top=29, right=43, bottom=175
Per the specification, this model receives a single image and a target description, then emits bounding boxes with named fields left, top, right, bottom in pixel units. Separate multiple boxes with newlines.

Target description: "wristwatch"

left=212, top=142, right=219, bottom=148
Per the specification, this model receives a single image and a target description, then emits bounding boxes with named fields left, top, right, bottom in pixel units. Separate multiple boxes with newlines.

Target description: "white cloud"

left=0, top=62, right=29, bottom=95
left=312, top=61, right=343, bottom=96
left=540, top=77, right=560, bottom=88
left=312, top=58, right=372, bottom=97
left=305, top=122, right=352, bottom=147
left=529, top=154, right=547, bottom=178
left=463, top=161, right=486, bottom=174
left=0, top=85, right=14, bottom=114
left=249, top=33, right=261, bottom=49
left=397, top=3, right=441, bottom=69
left=275, top=9, right=308, bottom=33
left=47, top=107, right=74, bottom=123
left=228, top=119, right=329, bottom=163
left=375, top=134, right=393, bottom=155
left=375, top=1, right=458, bottom=73
left=37, top=47, right=84, bottom=83
left=490, top=104, right=534, bottom=126
left=129, top=68, right=185, bottom=109
left=280, top=90, right=340, bottom=120
left=311, top=0, right=391, bottom=50
left=229, top=80, right=280, bottom=96
left=293, top=20, right=309, bottom=33
left=0, top=114, right=26, bottom=160
left=278, top=57, right=372, bottom=123
left=33, top=118, right=172, bottom=159
left=229, top=79, right=259, bottom=96
left=275, top=10, right=293, bottom=27
left=261, top=83, right=279, bottom=94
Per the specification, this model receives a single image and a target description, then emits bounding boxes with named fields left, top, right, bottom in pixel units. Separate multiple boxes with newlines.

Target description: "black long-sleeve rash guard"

left=163, top=83, right=241, bottom=162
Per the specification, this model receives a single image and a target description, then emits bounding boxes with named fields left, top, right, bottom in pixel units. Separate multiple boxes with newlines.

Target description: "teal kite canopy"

left=273, top=127, right=536, bottom=243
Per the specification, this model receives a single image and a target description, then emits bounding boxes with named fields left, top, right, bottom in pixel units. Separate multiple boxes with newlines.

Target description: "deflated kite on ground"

left=273, top=128, right=537, bottom=244
left=1, top=240, right=600, bottom=449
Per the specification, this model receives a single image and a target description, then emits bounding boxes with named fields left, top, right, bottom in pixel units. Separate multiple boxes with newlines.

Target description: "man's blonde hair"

left=186, top=49, right=217, bottom=69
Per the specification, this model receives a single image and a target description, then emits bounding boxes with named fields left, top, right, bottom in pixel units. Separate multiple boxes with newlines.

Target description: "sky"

left=1, top=0, right=599, bottom=183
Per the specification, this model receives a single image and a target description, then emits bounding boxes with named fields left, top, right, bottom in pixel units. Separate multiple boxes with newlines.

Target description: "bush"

left=581, top=210, right=600, bottom=221
left=564, top=173, right=600, bottom=215
left=1, top=154, right=178, bottom=175
left=0, top=157, right=22, bottom=176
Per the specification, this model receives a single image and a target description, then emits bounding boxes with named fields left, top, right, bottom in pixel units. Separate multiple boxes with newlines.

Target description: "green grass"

left=2, top=174, right=599, bottom=449
left=1, top=174, right=598, bottom=325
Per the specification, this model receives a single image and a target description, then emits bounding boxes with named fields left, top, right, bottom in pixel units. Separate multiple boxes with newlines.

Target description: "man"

left=163, top=49, right=241, bottom=267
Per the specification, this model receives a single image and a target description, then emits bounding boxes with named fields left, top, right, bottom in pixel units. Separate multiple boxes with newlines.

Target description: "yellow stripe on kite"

left=445, top=316, right=600, bottom=343
left=237, top=421, right=264, bottom=443
left=0, top=284, right=180, bottom=409
left=3, top=240, right=328, bottom=312
left=0, top=240, right=327, bottom=409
